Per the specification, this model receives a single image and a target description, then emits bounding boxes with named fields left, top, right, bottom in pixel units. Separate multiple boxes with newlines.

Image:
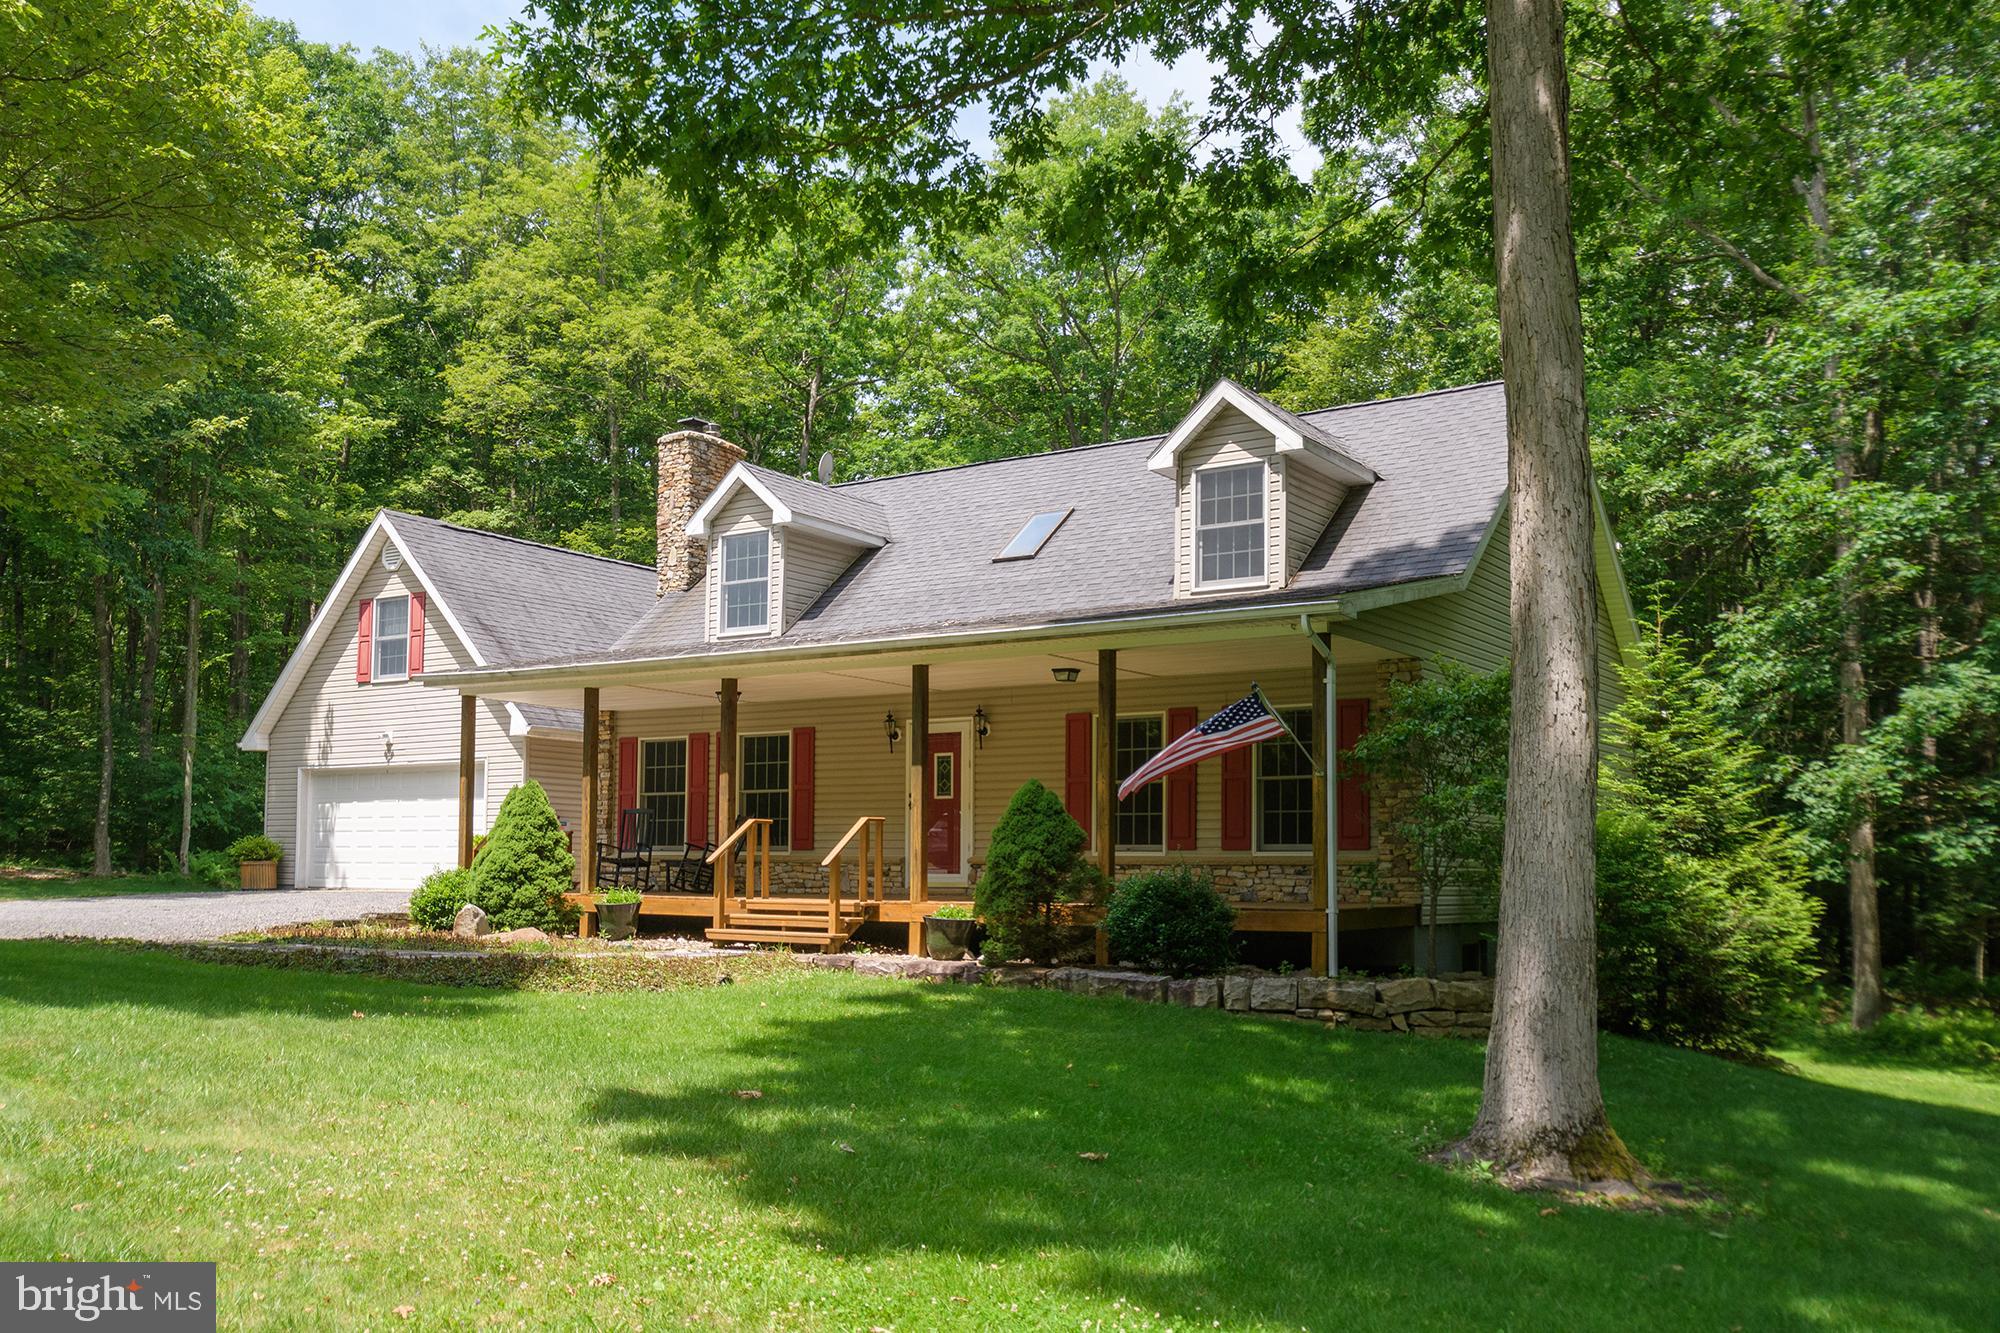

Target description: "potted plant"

left=595, top=886, right=643, bottom=941
left=923, top=902, right=978, bottom=960
left=227, top=834, right=283, bottom=890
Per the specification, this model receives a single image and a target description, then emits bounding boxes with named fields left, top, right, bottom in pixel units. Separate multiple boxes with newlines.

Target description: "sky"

left=251, top=0, right=1321, bottom=173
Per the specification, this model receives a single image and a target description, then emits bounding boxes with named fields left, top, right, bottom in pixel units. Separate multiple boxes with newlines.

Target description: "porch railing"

left=707, top=817, right=773, bottom=927
left=820, top=815, right=886, bottom=935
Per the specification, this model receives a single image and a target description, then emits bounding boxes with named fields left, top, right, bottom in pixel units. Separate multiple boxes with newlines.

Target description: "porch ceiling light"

left=1051, top=666, right=1081, bottom=684
left=884, top=711, right=901, bottom=752
left=973, top=706, right=990, bottom=748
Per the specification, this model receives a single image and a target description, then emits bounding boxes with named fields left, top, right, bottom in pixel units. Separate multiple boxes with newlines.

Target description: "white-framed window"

left=640, top=738, right=688, bottom=847
left=719, top=530, right=771, bottom=633
left=372, top=594, right=410, bottom=681
left=1115, top=714, right=1165, bottom=851
left=1193, top=462, right=1267, bottom=588
left=739, top=732, right=790, bottom=847
left=1255, top=706, right=1314, bottom=851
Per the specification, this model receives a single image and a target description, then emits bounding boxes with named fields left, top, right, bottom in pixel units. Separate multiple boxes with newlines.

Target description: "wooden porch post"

left=457, top=694, right=476, bottom=868
left=1095, top=649, right=1116, bottom=964
left=717, top=676, right=739, bottom=836
left=1310, top=646, right=1330, bottom=975
left=907, top=664, right=930, bottom=954
left=581, top=687, right=600, bottom=891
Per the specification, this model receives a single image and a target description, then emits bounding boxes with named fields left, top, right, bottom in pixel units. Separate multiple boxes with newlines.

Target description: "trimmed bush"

left=469, top=781, right=576, bottom=932
left=974, top=779, right=1102, bottom=964
left=226, top=833, right=283, bottom=864
left=189, top=849, right=235, bottom=889
left=410, top=866, right=476, bottom=932
left=1104, top=866, right=1236, bottom=976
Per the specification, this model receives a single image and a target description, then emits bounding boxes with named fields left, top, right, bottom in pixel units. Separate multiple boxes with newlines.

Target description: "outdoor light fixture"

left=1051, top=666, right=1081, bottom=684
left=973, top=707, right=991, bottom=748
left=884, top=711, right=901, bottom=752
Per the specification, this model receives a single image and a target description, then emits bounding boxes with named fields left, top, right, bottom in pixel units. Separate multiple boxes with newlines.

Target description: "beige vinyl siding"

left=527, top=736, right=585, bottom=881
left=705, top=491, right=779, bottom=639
left=261, top=559, right=522, bottom=887
left=1174, top=404, right=1283, bottom=598
left=609, top=653, right=1387, bottom=882
left=1345, top=512, right=1513, bottom=672
left=778, top=527, right=860, bottom=628
left=1280, top=457, right=1348, bottom=574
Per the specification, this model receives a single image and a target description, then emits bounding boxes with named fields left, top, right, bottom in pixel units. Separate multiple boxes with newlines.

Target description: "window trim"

left=1191, top=460, right=1269, bottom=591
left=370, top=593, right=411, bottom=682
left=736, top=730, right=791, bottom=850
left=717, top=528, right=773, bottom=636
left=1114, top=711, right=1167, bottom=853
left=638, top=735, right=690, bottom=849
left=1253, top=701, right=1314, bottom=853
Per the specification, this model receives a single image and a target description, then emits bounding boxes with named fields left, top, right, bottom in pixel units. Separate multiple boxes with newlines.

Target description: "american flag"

left=1116, top=687, right=1296, bottom=800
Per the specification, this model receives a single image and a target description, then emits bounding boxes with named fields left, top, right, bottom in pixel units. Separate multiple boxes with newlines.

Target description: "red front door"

left=924, top=731, right=962, bottom=876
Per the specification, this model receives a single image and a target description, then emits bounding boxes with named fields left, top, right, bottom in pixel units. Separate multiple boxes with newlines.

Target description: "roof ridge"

left=381, top=510, right=655, bottom=573
left=1295, top=379, right=1504, bottom=420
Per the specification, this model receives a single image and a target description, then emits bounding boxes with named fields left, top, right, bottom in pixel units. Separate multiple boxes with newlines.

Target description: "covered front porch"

left=442, top=618, right=1424, bottom=973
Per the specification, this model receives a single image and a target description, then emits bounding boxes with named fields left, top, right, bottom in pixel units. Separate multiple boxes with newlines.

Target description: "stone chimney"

left=656, top=417, right=745, bottom=596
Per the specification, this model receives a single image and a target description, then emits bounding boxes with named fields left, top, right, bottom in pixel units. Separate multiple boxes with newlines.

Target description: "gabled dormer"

left=686, top=462, right=890, bottom=639
left=1147, top=381, right=1377, bottom=598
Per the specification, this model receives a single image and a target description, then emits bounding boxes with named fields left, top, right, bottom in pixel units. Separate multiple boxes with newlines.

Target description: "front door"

left=924, top=731, right=963, bottom=877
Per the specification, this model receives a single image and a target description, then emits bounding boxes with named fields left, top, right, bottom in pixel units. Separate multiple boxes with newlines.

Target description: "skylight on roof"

left=994, top=508, right=1072, bottom=562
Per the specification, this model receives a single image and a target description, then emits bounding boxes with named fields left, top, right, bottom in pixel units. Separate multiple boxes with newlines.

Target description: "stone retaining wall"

left=803, top=954, right=1495, bottom=1038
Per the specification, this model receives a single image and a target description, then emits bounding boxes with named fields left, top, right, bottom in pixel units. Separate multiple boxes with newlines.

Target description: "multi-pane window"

left=372, top=595, right=410, bottom=680
left=739, top=733, right=790, bottom=847
left=639, top=738, right=688, bottom=847
left=1256, top=707, right=1314, bottom=850
left=720, top=530, right=770, bottom=632
left=1194, top=463, right=1266, bottom=587
left=1115, top=715, right=1165, bottom=851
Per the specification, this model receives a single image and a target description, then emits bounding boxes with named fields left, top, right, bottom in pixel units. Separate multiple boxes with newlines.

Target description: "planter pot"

left=239, top=860, right=278, bottom=891
left=924, top=915, right=978, bottom=961
left=597, top=900, right=641, bottom=941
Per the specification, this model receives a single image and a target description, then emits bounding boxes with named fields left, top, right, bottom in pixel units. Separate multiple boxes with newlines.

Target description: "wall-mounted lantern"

left=973, top=706, right=991, bottom=749
left=884, top=711, right=902, bottom=752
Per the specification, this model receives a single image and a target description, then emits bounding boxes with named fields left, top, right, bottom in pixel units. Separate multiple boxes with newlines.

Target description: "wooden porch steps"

left=705, top=925, right=855, bottom=950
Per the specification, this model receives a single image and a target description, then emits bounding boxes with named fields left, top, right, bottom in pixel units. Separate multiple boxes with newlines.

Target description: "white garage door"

left=304, top=764, right=483, bottom=889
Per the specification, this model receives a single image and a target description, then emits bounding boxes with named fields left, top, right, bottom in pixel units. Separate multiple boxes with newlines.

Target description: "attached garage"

left=300, top=763, right=485, bottom=890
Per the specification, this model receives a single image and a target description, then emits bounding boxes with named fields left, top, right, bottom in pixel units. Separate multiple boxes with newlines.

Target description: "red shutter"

left=617, top=737, right=638, bottom=818
left=408, top=591, right=427, bottom=675
left=790, top=726, right=815, bottom=850
left=1220, top=745, right=1253, bottom=850
left=1063, top=711, right=1092, bottom=842
left=1165, top=707, right=1198, bottom=850
left=1337, top=698, right=1372, bottom=850
left=687, top=732, right=711, bottom=846
left=355, top=598, right=373, bottom=683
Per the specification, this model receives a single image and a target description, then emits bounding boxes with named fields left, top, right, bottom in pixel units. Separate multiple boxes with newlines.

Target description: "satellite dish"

left=816, top=451, right=835, bottom=486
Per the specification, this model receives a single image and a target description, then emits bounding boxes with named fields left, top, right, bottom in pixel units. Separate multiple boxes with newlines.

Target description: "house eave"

left=1145, top=380, right=1377, bottom=486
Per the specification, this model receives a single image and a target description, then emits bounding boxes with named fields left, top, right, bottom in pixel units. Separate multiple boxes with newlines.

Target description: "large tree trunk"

left=1449, top=0, right=1635, bottom=1185
left=92, top=572, right=115, bottom=877
left=1839, top=408, right=1882, bottom=1028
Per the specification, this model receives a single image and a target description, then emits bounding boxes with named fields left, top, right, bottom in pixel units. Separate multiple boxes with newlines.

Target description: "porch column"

left=717, top=678, right=739, bottom=838
left=457, top=694, right=476, bottom=868
left=908, top=664, right=930, bottom=927
left=1310, top=647, right=1330, bottom=975
left=1095, top=649, right=1116, bottom=964
left=581, top=687, right=600, bottom=891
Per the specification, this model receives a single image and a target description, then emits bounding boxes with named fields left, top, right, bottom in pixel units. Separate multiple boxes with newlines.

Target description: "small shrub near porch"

left=410, top=866, right=476, bottom=931
left=1104, top=866, right=1236, bottom=976
left=469, top=781, right=576, bottom=933
left=975, top=779, right=1102, bottom=964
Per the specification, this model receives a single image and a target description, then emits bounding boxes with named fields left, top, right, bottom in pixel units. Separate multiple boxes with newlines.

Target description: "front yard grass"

left=0, top=866, right=228, bottom=901
left=1, top=939, right=1995, bottom=1331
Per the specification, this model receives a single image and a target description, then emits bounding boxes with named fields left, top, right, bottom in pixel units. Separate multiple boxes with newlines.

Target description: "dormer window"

left=1194, top=463, right=1266, bottom=588
left=720, top=530, right=770, bottom=633
left=372, top=595, right=411, bottom=680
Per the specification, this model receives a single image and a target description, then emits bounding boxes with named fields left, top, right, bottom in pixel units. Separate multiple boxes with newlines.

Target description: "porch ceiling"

left=474, top=628, right=1389, bottom=712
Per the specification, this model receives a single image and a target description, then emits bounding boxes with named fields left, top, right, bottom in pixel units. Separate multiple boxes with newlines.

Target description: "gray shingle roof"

left=384, top=510, right=659, bottom=669
left=731, top=462, right=891, bottom=539
left=585, top=380, right=1507, bottom=666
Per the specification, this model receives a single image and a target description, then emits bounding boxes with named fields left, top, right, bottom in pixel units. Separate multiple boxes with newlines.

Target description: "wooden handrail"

left=708, top=817, right=769, bottom=863
left=821, top=815, right=886, bottom=933
left=819, top=815, right=885, bottom=869
left=709, top=817, right=772, bottom=927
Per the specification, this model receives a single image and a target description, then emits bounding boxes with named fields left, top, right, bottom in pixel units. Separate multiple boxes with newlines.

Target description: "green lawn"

left=0, top=869, right=228, bottom=901
left=0, top=942, right=1994, bottom=1331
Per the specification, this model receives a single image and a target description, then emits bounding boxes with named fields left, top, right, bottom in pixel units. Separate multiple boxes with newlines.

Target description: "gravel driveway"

left=0, top=888, right=412, bottom=942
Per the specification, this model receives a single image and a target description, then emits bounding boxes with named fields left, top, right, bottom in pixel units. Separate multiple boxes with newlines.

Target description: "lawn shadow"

left=585, top=979, right=2000, bottom=1330
left=0, top=939, right=504, bottom=1022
